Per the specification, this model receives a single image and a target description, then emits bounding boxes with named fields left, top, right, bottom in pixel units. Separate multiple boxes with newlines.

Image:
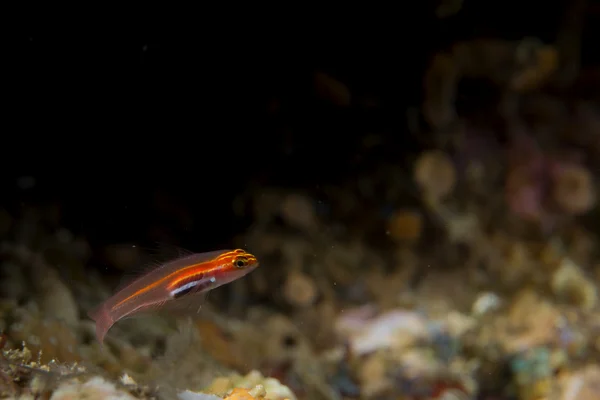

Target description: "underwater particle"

left=282, top=269, right=318, bottom=308
left=387, top=210, right=423, bottom=243
left=413, top=150, right=456, bottom=202
left=551, top=257, right=597, bottom=311
left=551, top=163, right=596, bottom=215
left=104, top=244, right=143, bottom=271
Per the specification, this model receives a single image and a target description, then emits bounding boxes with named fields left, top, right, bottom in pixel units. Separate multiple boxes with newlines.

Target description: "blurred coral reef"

left=5, top=3, right=600, bottom=399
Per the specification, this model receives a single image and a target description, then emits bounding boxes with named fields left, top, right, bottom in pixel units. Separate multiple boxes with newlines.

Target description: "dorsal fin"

left=145, top=241, right=197, bottom=262
left=112, top=242, right=196, bottom=293
left=111, top=244, right=228, bottom=293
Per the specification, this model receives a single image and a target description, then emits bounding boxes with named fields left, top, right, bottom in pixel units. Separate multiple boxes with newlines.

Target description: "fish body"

left=88, top=248, right=258, bottom=344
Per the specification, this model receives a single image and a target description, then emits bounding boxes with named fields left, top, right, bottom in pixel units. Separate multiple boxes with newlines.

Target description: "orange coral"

left=224, top=388, right=258, bottom=400
left=223, top=387, right=293, bottom=400
left=413, top=150, right=456, bottom=202
left=551, top=164, right=596, bottom=215
left=387, top=209, right=423, bottom=243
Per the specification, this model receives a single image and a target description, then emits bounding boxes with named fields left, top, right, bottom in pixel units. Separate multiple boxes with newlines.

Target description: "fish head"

left=217, top=248, right=260, bottom=284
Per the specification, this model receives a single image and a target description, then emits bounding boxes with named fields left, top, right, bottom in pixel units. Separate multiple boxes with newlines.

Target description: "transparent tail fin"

left=88, top=305, right=113, bottom=345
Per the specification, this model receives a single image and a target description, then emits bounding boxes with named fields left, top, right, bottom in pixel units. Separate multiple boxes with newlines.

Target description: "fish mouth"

left=245, top=262, right=260, bottom=274
left=245, top=263, right=259, bottom=273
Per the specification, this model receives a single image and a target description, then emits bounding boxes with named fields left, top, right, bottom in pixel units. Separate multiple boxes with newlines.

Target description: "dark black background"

left=3, top=0, right=586, bottom=253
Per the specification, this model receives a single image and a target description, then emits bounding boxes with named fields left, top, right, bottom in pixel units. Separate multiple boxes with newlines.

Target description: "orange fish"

left=88, top=248, right=259, bottom=344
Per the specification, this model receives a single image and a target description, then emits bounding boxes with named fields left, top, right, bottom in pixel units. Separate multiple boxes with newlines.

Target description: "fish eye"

left=234, top=257, right=247, bottom=268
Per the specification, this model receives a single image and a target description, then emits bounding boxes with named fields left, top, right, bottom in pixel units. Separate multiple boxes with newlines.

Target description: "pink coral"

left=505, top=133, right=548, bottom=222
left=505, top=132, right=596, bottom=226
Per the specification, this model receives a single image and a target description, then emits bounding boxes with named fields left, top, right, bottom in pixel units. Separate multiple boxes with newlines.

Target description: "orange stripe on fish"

left=166, top=250, right=254, bottom=290
left=88, top=248, right=259, bottom=344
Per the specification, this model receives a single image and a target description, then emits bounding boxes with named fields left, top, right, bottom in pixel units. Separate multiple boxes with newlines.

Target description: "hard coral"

left=204, top=370, right=297, bottom=400
left=224, top=387, right=265, bottom=400
left=551, top=163, right=596, bottom=215
left=413, top=150, right=456, bottom=203
left=505, top=132, right=597, bottom=227
left=50, top=376, right=137, bottom=400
